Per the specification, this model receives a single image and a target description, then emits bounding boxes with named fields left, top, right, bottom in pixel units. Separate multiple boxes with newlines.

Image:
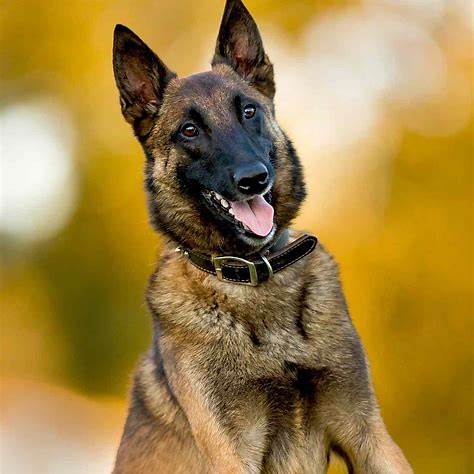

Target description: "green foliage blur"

left=1, top=0, right=472, bottom=472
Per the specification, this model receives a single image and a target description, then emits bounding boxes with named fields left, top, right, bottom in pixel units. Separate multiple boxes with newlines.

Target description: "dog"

left=111, top=1, right=413, bottom=472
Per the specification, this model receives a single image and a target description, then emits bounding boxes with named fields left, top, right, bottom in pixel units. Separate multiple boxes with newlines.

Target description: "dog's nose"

left=233, top=162, right=269, bottom=196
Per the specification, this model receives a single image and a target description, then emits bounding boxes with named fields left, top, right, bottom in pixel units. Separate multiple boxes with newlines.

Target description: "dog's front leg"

left=163, top=357, right=256, bottom=474
left=330, top=410, right=413, bottom=474
left=177, top=390, right=249, bottom=474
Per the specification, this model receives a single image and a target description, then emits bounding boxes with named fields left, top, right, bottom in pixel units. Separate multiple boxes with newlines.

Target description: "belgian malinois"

left=111, top=1, right=412, bottom=472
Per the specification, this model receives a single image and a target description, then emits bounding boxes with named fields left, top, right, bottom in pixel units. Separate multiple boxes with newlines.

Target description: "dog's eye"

left=181, top=123, right=199, bottom=138
left=243, top=104, right=256, bottom=120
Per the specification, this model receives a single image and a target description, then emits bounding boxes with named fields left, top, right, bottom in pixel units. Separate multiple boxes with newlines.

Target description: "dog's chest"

left=153, top=263, right=322, bottom=375
left=173, top=285, right=329, bottom=412
left=151, top=259, right=332, bottom=470
left=199, top=285, right=312, bottom=363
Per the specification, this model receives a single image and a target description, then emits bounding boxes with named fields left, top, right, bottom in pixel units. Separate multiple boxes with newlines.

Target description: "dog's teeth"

left=214, top=192, right=223, bottom=200
left=228, top=208, right=235, bottom=216
left=220, top=199, right=229, bottom=208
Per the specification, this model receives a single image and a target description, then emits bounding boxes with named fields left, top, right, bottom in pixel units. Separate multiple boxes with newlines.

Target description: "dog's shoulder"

left=300, top=237, right=344, bottom=296
left=302, top=238, right=352, bottom=322
left=310, top=239, right=340, bottom=277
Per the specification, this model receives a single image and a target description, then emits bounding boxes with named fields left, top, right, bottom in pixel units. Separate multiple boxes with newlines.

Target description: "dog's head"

left=113, top=0, right=305, bottom=254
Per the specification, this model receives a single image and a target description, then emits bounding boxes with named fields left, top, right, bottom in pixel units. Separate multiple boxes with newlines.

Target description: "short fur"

left=112, top=1, right=412, bottom=472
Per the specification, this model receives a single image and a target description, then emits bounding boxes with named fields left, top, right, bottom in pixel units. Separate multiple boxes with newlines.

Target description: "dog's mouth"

left=202, top=190, right=274, bottom=238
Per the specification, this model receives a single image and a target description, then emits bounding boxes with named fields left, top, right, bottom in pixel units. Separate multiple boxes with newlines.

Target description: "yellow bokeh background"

left=1, top=1, right=472, bottom=472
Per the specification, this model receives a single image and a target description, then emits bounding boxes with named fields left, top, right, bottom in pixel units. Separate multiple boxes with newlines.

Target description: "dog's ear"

left=113, top=24, right=176, bottom=135
left=212, top=0, right=275, bottom=99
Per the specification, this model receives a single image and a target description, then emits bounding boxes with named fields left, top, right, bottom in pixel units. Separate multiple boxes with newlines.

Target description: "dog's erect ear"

left=113, top=24, right=176, bottom=134
left=212, top=0, right=275, bottom=99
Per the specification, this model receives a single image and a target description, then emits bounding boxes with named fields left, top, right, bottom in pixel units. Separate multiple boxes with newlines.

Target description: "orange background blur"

left=1, top=1, right=472, bottom=473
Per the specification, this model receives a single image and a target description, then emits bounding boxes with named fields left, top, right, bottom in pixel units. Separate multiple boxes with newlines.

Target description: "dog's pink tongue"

left=230, top=195, right=274, bottom=237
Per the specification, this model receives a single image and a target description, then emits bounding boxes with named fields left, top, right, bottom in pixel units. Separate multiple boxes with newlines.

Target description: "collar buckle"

left=212, top=255, right=259, bottom=286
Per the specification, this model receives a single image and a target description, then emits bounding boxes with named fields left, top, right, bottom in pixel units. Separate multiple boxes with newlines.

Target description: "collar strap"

left=176, top=233, right=317, bottom=286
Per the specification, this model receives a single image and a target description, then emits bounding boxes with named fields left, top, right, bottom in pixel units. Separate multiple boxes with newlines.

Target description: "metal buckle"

left=260, top=254, right=273, bottom=279
left=211, top=256, right=259, bottom=286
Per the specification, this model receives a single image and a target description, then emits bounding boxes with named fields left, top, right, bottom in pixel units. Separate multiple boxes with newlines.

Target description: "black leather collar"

left=176, top=232, right=317, bottom=286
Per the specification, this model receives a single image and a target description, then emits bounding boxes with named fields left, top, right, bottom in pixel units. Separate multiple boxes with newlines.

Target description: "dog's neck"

left=264, top=228, right=290, bottom=254
left=172, top=229, right=317, bottom=287
left=171, top=228, right=291, bottom=259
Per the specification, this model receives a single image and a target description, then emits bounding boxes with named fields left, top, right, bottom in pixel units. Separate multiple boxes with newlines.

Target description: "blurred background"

left=1, top=0, right=472, bottom=472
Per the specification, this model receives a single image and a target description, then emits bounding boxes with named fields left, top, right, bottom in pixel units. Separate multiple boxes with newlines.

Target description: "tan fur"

left=111, top=7, right=412, bottom=471
left=113, top=236, right=412, bottom=473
